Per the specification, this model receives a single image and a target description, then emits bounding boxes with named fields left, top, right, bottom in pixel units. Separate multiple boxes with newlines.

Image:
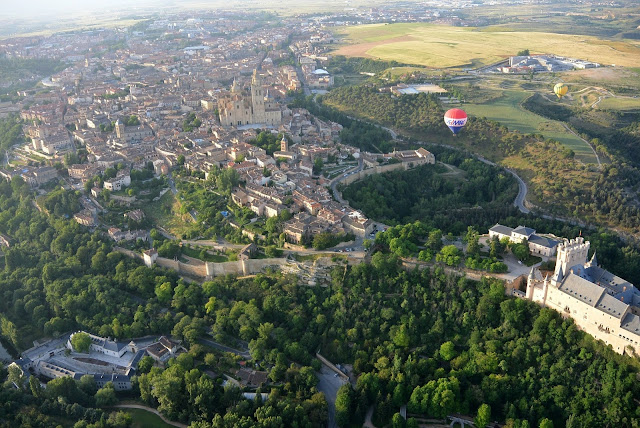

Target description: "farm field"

left=462, top=90, right=598, bottom=163
left=334, top=23, right=640, bottom=68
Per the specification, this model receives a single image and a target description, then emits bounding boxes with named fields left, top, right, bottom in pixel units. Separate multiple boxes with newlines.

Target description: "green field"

left=125, top=408, right=175, bottom=428
left=141, top=190, right=192, bottom=237
left=597, top=97, right=640, bottom=111
left=462, top=90, right=598, bottom=163
left=335, top=23, right=640, bottom=68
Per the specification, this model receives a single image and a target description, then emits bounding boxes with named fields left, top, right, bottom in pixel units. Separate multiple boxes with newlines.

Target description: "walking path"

left=560, top=123, right=602, bottom=170
left=111, top=404, right=187, bottom=428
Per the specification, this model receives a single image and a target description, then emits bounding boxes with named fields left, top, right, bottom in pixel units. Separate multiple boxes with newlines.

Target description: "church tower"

left=115, top=119, right=125, bottom=140
left=231, top=78, right=241, bottom=94
left=280, top=135, right=289, bottom=152
left=251, top=70, right=266, bottom=124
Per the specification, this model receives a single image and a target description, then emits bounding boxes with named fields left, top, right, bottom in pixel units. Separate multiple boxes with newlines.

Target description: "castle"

left=218, top=70, right=281, bottom=127
left=526, top=237, right=640, bottom=355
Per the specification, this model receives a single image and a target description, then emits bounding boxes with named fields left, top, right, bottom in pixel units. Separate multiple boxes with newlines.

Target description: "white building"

left=68, top=331, right=128, bottom=358
left=103, top=170, right=131, bottom=191
left=489, top=224, right=559, bottom=257
left=526, top=237, right=640, bottom=355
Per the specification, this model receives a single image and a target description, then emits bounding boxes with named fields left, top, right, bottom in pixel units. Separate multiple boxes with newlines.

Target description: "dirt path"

left=111, top=404, right=187, bottom=428
left=559, top=123, right=602, bottom=169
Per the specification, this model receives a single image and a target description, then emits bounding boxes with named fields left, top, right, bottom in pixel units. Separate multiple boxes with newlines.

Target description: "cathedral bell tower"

left=251, top=70, right=266, bottom=123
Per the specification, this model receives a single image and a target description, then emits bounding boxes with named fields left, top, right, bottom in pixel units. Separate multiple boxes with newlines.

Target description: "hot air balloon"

left=444, top=108, right=467, bottom=135
left=554, top=83, right=568, bottom=99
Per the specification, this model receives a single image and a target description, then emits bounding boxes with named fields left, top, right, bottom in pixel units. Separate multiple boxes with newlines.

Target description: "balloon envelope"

left=554, top=83, right=568, bottom=98
left=444, top=108, right=468, bottom=135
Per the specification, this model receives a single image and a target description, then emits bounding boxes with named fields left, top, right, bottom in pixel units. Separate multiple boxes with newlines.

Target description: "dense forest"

left=341, top=151, right=518, bottom=233
left=1, top=172, right=640, bottom=427
left=0, top=177, right=183, bottom=350
left=0, top=115, right=25, bottom=151
left=326, top=56, right=405, bottom=75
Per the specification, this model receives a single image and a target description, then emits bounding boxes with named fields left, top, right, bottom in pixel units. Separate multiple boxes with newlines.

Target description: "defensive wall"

left=116, top=246, right=291, bottom=279
left=339, top=162, right=407, bottom=186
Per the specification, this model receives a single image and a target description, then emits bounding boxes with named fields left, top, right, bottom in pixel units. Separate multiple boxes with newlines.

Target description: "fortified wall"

left=155, top=257, right=289, bottom=278
left=340, top=163, right=407, bottom=186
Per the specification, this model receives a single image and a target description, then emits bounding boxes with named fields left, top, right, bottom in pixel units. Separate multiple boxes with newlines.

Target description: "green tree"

left=71, top=332, right=92, bottom=353
left=137, top=356, right=154, bottom=374
left=539, top=418, right=553, bottom=428
left=29, top=376, right=43, bottom=398
left=336, top=384, right=352, bottom=427
left=475, top=403, right=491, bottom=428
left=391, top=413, right=406, bottom=428
left=511, top=242, right=529, bottom=262
left=95, top=383, right=118, bottom=406
left=436, top=245, right=462, bottom=266
left=439, top=341, right=456, bottom=361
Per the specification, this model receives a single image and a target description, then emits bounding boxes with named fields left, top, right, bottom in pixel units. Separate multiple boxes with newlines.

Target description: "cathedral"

left=526, top=237, right=640, bottom=355
left=218, top=70, right=281, bottom=127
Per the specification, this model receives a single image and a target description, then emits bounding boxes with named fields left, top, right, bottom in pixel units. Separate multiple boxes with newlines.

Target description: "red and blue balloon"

left=444, top=108, right=467, bottom=135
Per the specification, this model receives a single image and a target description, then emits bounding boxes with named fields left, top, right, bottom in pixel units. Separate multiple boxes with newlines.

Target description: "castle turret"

left=541, top=274, right=549, bottom=306
left=554, top=237, right=589, bottom=281
left=526, top=267, right=536, bottom=300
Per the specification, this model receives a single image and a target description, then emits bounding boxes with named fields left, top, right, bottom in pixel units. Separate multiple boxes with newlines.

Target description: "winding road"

left=507, top=169, right=530, bottom=214
left=329, top=158, right=363, bottom=204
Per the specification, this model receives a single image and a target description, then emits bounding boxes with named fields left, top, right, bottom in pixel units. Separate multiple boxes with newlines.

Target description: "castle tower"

left=526, top=267, right=536, bottom=300
left=251, top=70, right=266, bottom=123
left=554, top=237, right=589, bottom=281
left=541, top=274, right=549, bottom=306
left=115, top=119, right=125, bottom=139
left=281, top=135, right=289, bottom=152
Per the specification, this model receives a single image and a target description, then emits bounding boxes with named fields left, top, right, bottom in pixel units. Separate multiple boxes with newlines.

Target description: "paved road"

left=505, top=168, right=530, bottom=214
left=329, top=158, right=363, bottom=204
left=317, top=366, right=347, bottom=428
left=296, top=66, right=311, bottom=96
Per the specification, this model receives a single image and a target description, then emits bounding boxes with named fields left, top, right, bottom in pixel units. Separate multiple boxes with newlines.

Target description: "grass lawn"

left=182, top=245, right=230, bottom=262
left=124, top=408, right=175, bottom=428
left=141, top=191, right=192, bottom=237
left=462, top=90, right=598, bottom=164
left=334, top=23, right=640, bottom=68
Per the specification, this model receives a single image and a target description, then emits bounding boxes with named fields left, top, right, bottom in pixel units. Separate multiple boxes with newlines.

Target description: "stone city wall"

left=340, top=163, right=407, bottom=186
